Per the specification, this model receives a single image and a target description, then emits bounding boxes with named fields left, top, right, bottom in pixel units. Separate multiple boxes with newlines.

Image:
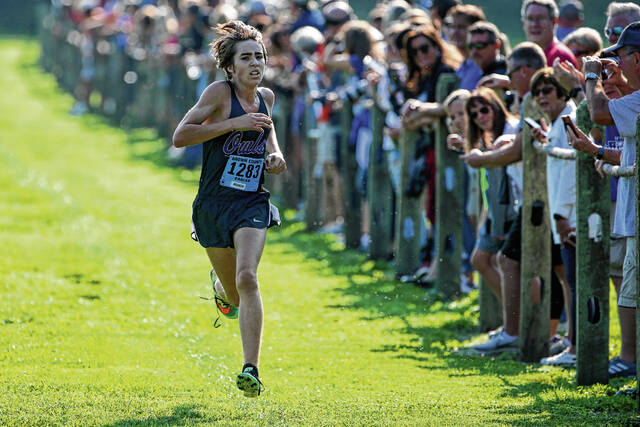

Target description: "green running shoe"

left=236, top=365, right=264, bottom=398
left=211, top=269, right=238, bottom=320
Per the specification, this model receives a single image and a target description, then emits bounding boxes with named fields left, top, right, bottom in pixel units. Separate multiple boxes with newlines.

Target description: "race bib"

left=220, top=155, right=264, bottom=192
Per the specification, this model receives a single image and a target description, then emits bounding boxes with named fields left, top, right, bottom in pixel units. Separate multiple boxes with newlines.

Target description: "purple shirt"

left=604, top=126, right=623, bottom=202
left=456, top=58, right=483, bottom=91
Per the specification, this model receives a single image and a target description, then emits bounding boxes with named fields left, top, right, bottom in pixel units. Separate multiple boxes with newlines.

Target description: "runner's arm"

left=173, top=83, right=272, bottom=148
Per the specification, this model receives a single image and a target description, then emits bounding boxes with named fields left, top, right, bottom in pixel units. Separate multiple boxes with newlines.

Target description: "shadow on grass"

left=268, top=220, right=639, bottom=418
left=268, top=220, right=480, bottom=352
left=106, top=405, right=214, bottom=426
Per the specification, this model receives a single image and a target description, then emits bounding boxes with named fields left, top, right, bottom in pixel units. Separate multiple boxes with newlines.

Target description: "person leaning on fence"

left=527, top=68, right=579, bottom=367
left=443, top=89, right=477, bottom=293
left=462, top=42, right=567, bottom=354
left=398, top=24, right=462, bottom=277
left=464, top=87, right=520, bottom=309
left=552, top=10, right=640, bottom=364
left=323, top=20, right=385, bottom=249
left=569, top=22, right=640, bottom=379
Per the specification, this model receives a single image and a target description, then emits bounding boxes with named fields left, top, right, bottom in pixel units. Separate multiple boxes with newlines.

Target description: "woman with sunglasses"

left=462, top=87, right=520, bottom=319
left=399, top=24, right=462, bottom=274
left=564, top=27, right=603, bottom=70
left=528, top=68, right=578, bottom=367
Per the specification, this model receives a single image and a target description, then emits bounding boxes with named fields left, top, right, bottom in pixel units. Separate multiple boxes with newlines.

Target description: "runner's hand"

left=232, top=113, right=272, bottom=131
left=265, top=153, right=286, bottom=174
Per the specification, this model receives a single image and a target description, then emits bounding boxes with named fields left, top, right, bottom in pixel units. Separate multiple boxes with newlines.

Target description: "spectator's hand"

left=478, top=73, right=510, bottom=89
left=232, top=113, right=272, bottom=131
left=555, top=218, right=576, bottom=247
left=401, top=100, right=430, bottom=131
left=460, top=148, right=485, bottom=168
left=531, top=128, right=547, bottom=144
left=582, top=56, right=603, bottom=76
left=493, top=133, right=515, bottom=149
left=447, top=133, right=465, bottom=151
left=265, top=152, right=287, bottom=174
left=553, top=58, right=583, bottom=91
left=565, top=122, right=597, bottom=154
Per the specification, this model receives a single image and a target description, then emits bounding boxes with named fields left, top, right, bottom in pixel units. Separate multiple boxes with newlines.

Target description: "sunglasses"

left=412, top=44, right=431, bottom=54
left=467, top=41, right=492, bottom=50
left=532, top=86, right=556, bottom=97
left=604, top=26, right=624, bottom=38
left=508, top=65, right=523, bottom=80
left=470, top=106, right=491, bottom=120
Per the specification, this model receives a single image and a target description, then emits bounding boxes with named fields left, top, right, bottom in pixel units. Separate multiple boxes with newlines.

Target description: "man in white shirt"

left=579, top=22, right=640, bottom=379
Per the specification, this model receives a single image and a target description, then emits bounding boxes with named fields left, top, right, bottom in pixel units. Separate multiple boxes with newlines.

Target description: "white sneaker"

left=540, top=347, right=576, bottom=367
left=473, top=330, right=519, bottom=353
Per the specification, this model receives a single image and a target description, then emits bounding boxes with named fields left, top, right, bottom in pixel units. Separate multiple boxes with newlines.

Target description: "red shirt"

left=544, top=38, right=578, bottom=67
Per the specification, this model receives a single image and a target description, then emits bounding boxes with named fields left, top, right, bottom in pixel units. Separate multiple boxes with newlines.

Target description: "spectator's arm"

left=461, top=132, right=522, bottom=168
left=583, top=57, right=615, bottom=126
left=173, top=82, right=271, bottom=147
left=566, top=125, right=622, bottom=165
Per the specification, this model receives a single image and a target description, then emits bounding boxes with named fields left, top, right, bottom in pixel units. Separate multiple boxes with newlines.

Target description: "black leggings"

left=550, top=268, right=565, bottom=320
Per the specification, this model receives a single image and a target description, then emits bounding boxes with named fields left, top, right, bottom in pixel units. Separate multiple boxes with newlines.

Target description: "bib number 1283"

left=220, top=155, right=264, bottom=191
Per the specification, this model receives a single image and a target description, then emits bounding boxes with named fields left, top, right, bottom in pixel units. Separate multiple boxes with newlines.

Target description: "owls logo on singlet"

left=220, top=130, right=266, bottom=191
left=222, top=130, right=266, bottom=156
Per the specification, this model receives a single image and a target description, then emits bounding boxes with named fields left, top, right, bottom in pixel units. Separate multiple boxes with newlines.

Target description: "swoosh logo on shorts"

left=253, top=218, right=263, bottom=223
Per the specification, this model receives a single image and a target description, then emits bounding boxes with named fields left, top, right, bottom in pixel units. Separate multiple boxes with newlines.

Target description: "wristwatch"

left=569, top=87, right=583, bottom=98
left=585, top=72, right=600, bottom=82
left=596, top=146, right=605, bottom=160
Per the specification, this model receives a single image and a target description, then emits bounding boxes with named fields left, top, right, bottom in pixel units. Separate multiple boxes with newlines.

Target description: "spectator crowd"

left=43, top=0, right=639, bottom=390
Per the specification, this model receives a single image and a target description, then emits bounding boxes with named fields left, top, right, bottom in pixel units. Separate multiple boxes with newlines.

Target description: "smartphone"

left=524, top=117, right=541, bottom=130
left=561, top=115, right=579, bottom=134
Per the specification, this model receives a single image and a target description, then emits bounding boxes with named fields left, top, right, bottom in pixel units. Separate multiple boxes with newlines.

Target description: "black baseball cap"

left=604, top=22, right=640, bottom=54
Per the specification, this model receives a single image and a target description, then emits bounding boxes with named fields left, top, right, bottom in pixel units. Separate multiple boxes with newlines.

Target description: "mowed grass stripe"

left=0, top=38, right=636, bottom=425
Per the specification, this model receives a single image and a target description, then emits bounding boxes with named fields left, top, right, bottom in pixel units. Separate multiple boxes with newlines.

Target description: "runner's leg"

left=205, top=247, right=239, bottom=306
left=233, top=227, right=267, bottom=367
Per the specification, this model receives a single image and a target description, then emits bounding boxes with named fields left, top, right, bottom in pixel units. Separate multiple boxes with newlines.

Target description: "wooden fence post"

left=434, top=73, right=462, bottom=297
left=368, top=101, right=393, bottom=259
left=340, top=98, right=361, bottom=249
left=303, top=94, right=322, bottom=232
left=575, top=104, right=610, bottom=385
left=519, top=94, right=551, bottom=362
left=395, top=130, right=422, bottom=276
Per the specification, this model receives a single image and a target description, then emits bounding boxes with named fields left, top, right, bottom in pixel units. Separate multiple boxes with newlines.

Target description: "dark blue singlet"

left=195, top=81, right=271, bottom=203
left=191, top=81, right=276, bottom=248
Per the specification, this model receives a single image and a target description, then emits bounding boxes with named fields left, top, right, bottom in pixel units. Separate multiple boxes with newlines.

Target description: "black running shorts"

left=191, top=193, right=280, bottom=248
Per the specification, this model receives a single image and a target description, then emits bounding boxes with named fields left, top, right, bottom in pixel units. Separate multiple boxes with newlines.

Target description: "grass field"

left=0, top=38, right=638, bottom=426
